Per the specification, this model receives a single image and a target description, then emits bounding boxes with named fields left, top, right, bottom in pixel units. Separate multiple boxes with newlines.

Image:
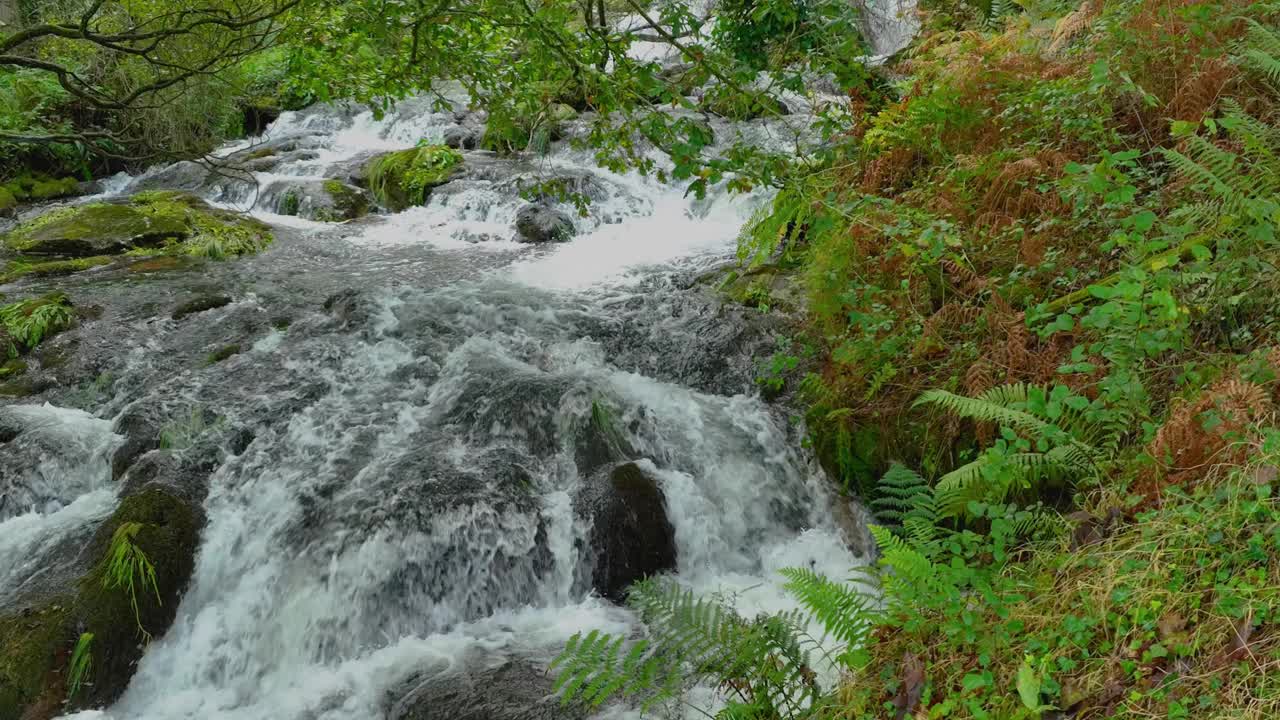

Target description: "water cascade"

left=0, top=19, right=919, bottom=716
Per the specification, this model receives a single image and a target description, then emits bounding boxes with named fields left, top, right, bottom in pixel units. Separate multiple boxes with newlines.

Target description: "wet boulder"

left=580, top=462, right=677, bottom=602
left=390, top=657, right=582, bottom=720
left=443, top=126, right=479, bottom=150
left=127, top=160, right=218, bottom=194
left=171, top=294, right=232, bottom=321
left=366, top=145, right=464, bottom=211
left=515, top=203, right=575, bottom=243
left=110, top=402, right=167, bottom=480
left=1, top=193, right=271, bottom=260
left=267, top=178, right=370, bottom=221
left=0, top=485, right=202, bottom=720
left=322, top=288, right=375, bottom=329
left=3, top=203, right=188, bottom=257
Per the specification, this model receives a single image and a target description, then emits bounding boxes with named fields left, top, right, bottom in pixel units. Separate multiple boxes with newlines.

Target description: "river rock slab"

left=8, top=204, right=189, bottom=257
left=515, top=203, right=575, bottom=243
left=581, top=462, right=677, bottom=602
left=390, top=658, right=582, bottom=720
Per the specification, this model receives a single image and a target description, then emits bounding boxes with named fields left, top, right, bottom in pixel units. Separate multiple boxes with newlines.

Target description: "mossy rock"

left=481, top=103, right=578, bottom=155
left=172, top=294, right=232, bottom=321
left=0, top=487, right=200, bottom=719
left=0, top=358, right=27, bottom=379
left=4, top=204, right=188, bottom=258
left=0, top=256, right=114, bottom=285
left=319, top=179, right=370, bottom=221
left=206, top=344, right=241, bottom=364
left=30, top=178, right=80, bottom=201
left=0, top=175, right=80, bottom=204
left=127, top=256, right=191, bottom=274
left=366, top=146, right=463, bottom=212
left=716, top=264, right=804, bottom=313
left=0, top=187, right=15, bottom=215
left=2, top=192, right=272, bottom=260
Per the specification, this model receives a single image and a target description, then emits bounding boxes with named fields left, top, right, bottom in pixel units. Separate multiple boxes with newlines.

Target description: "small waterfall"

left=2, top=47, right=874, bottom=720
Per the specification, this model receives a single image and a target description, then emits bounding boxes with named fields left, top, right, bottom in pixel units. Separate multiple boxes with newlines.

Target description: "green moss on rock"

left=0, top=187, right=15, bottom=214
left=206, top=344, right=242, bottom=364
left=0, top=256, right=114, bottom=285
left=172, top=294, right=232, bottom=321
left=322, top=179, right=370, bottom=220
left=0, top=488, right=200, bottom=719
left=29, top=177, right=80, bottom=201
left=366, top=145, right=463, bottom=211
left=1, top=193, right=272, bottom=260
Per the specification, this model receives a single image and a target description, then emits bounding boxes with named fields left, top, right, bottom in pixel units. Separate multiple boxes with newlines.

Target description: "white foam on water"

left=28, top=27, right=917, bottom=711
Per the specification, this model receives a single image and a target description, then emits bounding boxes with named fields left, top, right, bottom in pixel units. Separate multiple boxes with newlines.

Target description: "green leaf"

left=1016, top=657, right=1041, bottom=712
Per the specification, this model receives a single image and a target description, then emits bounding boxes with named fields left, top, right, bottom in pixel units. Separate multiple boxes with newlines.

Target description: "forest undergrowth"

left=554, top=1, right=1280, bottom=718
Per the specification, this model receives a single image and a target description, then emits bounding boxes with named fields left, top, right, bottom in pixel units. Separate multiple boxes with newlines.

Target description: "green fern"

left=915, top=384, right=1105, bottom=516
left=780, top=567, right=879, bottom=648
left=0, top=292, right=74, bottom=349
left=870, top=463, right=934, bottom=525
left=868, top=524, right=941, bottom=606
left=102, top=522, right=161, bottom=639
left=738, top=184, right=813, bottom=268
left=1162, top=100, right=1280, bottom=252
left=1239, top=19, right=1280, bottom=86
left=553, top=579, right=820, bottom=715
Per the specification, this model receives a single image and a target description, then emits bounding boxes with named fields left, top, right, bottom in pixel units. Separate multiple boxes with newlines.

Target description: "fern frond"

left=915, top=386, right=1048, bottom=435
left=781, top=567, right=879, bottom=647
left=870, top=463, right=931, bottom=523
left=1240, top=20, right=1280, bottom=85
left=869, top=524, right=939, bottom=600
left=1010, top=507, right=1067, bottom=540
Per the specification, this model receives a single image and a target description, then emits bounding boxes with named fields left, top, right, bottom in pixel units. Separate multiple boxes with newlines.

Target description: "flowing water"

left=0, top=20, right=921, bottom=714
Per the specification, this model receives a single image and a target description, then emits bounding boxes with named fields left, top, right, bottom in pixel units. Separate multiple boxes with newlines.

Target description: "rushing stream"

left=0, top=4, right=923, bottom=713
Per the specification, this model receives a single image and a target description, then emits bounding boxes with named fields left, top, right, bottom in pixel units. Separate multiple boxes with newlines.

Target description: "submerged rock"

left=390, top=658, right=582, bottom=720
left=580, top=462, right=677, bottom=602
left=171, top=294, right=232, bottom=321
left=515, top=203, right=575, bottom=243
left=0, top=484, right=202, bottom=719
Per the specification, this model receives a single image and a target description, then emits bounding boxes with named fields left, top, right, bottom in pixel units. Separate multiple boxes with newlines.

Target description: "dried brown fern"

left=915, top=303, right=984, bottom=357
left=1145, top=376, right=1273, bottom=494
left=941, top=259, right=985, bottom=295
left=1048, top=1, right=1100, bottom=56
left=965, top=359, right=1000, bottom=444
left=1168, top=58, right=1235, bottom=123
left=1019, top=232, right=1049, bottom=266
left=860, top=147, right=918, bottom=195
